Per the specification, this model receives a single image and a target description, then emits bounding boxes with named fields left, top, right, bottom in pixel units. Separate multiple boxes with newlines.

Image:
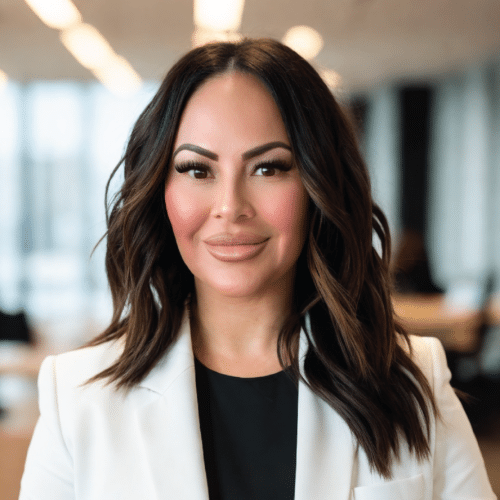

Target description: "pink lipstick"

left=204, top=233, right=269, bottom=262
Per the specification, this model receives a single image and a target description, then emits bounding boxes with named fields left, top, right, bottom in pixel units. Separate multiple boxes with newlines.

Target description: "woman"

left=20, top=39, right=495, bottom=499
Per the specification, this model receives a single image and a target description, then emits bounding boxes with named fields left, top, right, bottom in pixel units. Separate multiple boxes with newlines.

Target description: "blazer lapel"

left=133, top=312, right=356, bottom=499
left=295, top=327, right=357, bottom=500
left=136, top=311, right=210, bottom=499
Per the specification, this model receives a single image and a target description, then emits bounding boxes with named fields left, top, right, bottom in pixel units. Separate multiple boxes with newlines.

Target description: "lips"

left=204, top=233, right=269, bottom=262
left=204, top=233, right=268, bottom=246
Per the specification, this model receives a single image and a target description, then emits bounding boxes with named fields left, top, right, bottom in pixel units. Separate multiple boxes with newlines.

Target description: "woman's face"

left=165, top=72, right=309, bottom=299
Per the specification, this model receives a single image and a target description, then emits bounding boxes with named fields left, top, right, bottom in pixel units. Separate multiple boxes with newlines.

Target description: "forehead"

left=174, top=72, right=289, bottom=150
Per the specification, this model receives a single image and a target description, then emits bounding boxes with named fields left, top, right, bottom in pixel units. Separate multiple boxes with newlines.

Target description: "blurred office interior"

left=1, top=0, right=500, bottom=497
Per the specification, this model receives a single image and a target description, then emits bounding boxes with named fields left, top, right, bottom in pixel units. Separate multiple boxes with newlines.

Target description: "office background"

left=0, top=0, right=499, bottom=497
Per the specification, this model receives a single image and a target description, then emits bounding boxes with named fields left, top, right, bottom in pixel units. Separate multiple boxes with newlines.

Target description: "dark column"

left=400, top=87, right=432, bottom=234
left=394, top=86, right=442, bottom=294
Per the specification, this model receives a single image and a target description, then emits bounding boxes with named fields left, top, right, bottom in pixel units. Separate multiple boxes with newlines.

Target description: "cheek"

left=260, top=184, right=309, bottom=246
left=164, top=182, right=207, bottom=244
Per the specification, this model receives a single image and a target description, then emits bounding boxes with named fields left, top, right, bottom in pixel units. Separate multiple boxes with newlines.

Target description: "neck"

left=190, top=282, right=294, bottom=377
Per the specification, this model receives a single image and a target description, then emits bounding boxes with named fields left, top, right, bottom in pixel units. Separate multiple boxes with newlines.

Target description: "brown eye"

left=190, top=168, right=208, bottom=179
left=253, top=160, right=292, bottom=177
left=256, top=166, right=276, bottom=177
left=174, top=162, right=211, bottom=179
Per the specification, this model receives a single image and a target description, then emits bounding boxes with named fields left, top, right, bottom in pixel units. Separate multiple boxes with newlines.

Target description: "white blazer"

left=20, top=313, right=496, bottom=500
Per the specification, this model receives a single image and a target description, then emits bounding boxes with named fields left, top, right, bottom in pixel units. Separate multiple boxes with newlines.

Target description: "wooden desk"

left=0, top=428, right=33, bottom=500
left=0, top=346, right=48, bottom=378
left=486, top=294, right=500, bottom=326
left=392, top=294, right=483, bottom=353
left=0, top=345, right=43, bottom=500
left=0, top=340, right=69, bottom=378
left=0, top=343, right=48, bottom=434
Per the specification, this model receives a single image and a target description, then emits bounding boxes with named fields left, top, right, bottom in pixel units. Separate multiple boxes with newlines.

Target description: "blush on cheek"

left=165, top=188, right=185, bottom=233
left=164, top=183, right=210, bottom=261
left=261, top=185, right=309, bottom=260
left=263, top=186, right=308, bottom=232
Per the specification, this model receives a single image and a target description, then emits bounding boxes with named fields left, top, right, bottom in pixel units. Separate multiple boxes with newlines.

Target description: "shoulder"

left=401, top=340, right=495, bottom=498
left=403, top=333, right=444, bottom=359
left=39, top=340, right=123, bottom=390
left=36, top=340, right=127, bottom=425
left=35, top=339, right=165, bottom=456
left=400, top=334, right=449, bottom=387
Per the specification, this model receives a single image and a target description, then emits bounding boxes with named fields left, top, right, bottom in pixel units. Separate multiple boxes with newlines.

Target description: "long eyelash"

left=174, top=161, right=209, bottom=173
left=173, top=159, right=293, bottom=174
left=254, top=159, right=293, bottom=172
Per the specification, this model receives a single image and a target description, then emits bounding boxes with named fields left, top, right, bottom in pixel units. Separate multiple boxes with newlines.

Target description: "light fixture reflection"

left=24, top=0, right=81, bottom=30
left=282, top=25, right=324, bottom=61
left=320, top=68, right=342, bottom=89
left=26, top=0, right=142, bottom=98
left=60, top=23, right=143, bottom=97
left=0, top=69, right=8, bottom=91
left=194, top=0, right=245, bottom=32
left=93, top=56, right=143, bottom=98
left=60, top=23, right=115, bottom=70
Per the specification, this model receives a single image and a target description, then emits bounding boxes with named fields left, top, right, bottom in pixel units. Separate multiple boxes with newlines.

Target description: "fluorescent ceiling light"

left=320, top=68, right=342, bottom=89
left=60, top=23, right=116, bottom=70
left=282, top=25, right=324, bottom=61
left=192, top=27, right=242, bottom=47
left=24, top=0, right=81, bottom=30
left=0, top=69, right=8, bottom=91
left=194, top=0, right=245, bottom=32
left=93, top=56, right=142, bottom=98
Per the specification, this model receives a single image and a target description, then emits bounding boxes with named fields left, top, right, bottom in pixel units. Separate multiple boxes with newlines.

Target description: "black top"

left=195, top=358, right=298, bottom=500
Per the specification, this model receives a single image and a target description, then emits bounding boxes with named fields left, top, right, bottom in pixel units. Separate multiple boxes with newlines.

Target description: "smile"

left=204, top=234, right=269, bottom=262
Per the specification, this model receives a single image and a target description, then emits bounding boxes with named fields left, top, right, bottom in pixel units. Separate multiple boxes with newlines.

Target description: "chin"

left=204, top=280, right=265, bottom=299
left=195, top=268, right=294, bottom=301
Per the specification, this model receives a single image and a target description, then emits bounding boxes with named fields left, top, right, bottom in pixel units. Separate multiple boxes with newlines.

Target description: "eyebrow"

left=172, top=141, right=291, bottom=161
left=172, top=144, right=218, bottom=160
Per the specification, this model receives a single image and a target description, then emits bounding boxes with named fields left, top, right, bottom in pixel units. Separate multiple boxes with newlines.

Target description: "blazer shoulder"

left=40, top=340, right=124, bottom=393
left=395, top=334, right=452, bottom=395
left=404, top=334, right=446, bottom=373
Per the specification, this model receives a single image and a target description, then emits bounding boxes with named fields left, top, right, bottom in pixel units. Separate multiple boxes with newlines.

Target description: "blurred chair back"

left=0, top=311, right=32, bottom=344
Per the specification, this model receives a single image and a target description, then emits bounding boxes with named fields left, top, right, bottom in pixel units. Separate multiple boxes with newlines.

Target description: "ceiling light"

left=192, top=27, right=242, bottom=47
left=0, top=69, right=8, bottom=91
left=60, top=23, right=115, bottom=70
left=282, top=25, right=324, bottom=61
left=93, top=56, right=143, bottom=98
left=24, top=0, right=81, bottom=30
left=194, top=0, right=245, bottom=32
left=320, top=68, right=342, bottom=89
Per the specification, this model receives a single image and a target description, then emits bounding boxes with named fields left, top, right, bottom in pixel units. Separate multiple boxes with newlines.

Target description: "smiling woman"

left=165, top=72, right=309, bottom=377
left=19, top=39, right=496, bottom=500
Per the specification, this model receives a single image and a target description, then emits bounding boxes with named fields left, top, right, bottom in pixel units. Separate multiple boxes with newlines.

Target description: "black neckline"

left=194, top=357, right=288, bottom=381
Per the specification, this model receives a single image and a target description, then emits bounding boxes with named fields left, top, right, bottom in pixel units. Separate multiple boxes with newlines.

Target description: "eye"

left=189, top=168, right=209, bottom=179
left=255, top=165, right=277, bottom=177
left=174, top=161, right=211, bottom=179
left=253, top=160, right=292, bottom=177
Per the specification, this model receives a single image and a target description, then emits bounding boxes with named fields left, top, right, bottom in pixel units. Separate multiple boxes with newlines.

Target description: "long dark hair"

left=88, top=38, right=437, bottom=478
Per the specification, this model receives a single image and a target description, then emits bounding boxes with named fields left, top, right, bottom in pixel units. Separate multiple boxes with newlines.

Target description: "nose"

left=212, top=175, right=256, bottom=222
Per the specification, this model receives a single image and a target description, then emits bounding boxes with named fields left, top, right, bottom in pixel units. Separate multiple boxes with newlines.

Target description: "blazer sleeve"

left=19, top=355, right=75, bottom=500
left=426, top=337, right=496, bottom=500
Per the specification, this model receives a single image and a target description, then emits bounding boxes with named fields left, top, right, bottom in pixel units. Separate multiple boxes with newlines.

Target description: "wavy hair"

left=87, top=38, right=437, bottom=478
